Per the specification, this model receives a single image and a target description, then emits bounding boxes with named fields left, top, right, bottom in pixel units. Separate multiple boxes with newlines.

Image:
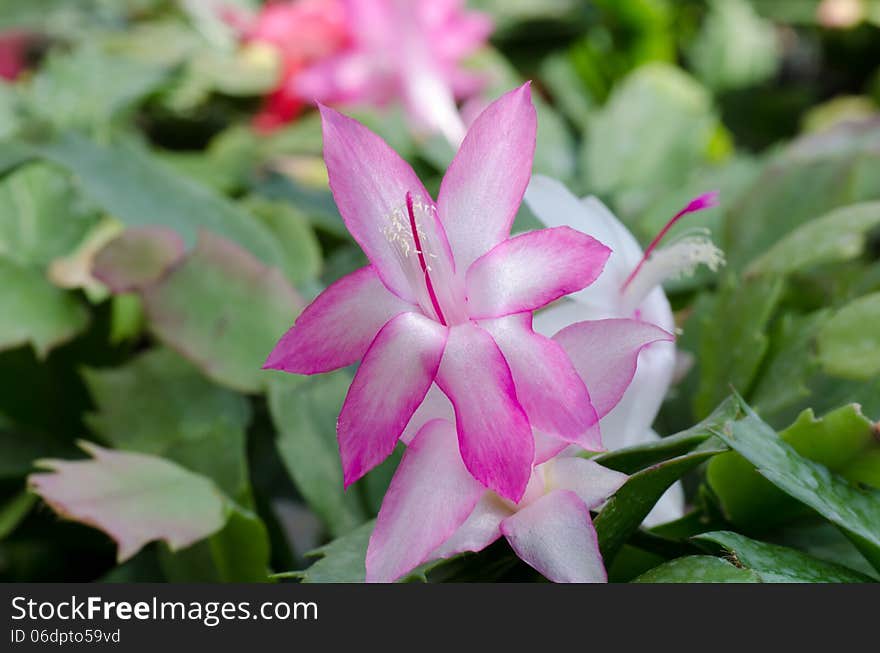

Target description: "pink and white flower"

left=265, top=85, right=612, bottom=503
left=366, top=316, right=674, bottom=582
left=367, top=418, right=628, bottom=582
left=524, top=176, right=723, bottom=525
left=295, top=0, right=492, bottom=145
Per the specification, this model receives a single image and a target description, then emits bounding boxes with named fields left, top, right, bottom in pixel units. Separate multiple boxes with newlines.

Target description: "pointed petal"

left=598, top=341, right=676, bottom=450
left=480, top=313, right=601, bottom=449
left=366, top=419, right=485, bottom=582
left=338, top=312, right=448, bottom=486
left=501, top=490, right=607, bottom=583
left=523, top=176, right=644, bottom=315
left=432, top=493, right=508, bottom=559
left=436, top=322, right=533, bottom=502
left=264, top=266, right=414, bottom=374
left=437, top=83, right=536, bottom=269
left=466, top=227, right=611, bottom=319
left=553, top=318, right=674, bottom=418
left=543, top=458, right=627, bottom=510
left=319, top=104, right=433, bottom=301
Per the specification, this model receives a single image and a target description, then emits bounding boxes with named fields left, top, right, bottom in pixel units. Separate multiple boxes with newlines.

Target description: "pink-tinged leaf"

left=437, top=83, right=537, bottom=269
left=264, top=265, right=415, bottom=374
left=338, top=312, right=448, bottom=487
left=142, top=230, right=303, bottom=394
left=28, top=442, right=227, bottom=562
left=543, top=458, right=627, bottom=510
left=435, top=322, right=533, bottom=502
left=553, top=318, right=674, bottom=418
left=480, top=313, right=601, bottom=449
left=466, top=227, right=611, bottom=319
left=366, top=419, right=484, bottom=582
left=500, top=490, right=607, bottom=583
left=92, top=227, right=186, bottom=293
left=319, top=104, right=434, bottom=302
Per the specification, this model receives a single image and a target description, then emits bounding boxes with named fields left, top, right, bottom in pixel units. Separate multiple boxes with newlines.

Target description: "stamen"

left=406, top=192, right=447, bottom=326
left=621, top=191, right=720, bottom=292
left=621, top=235, right=725, bottom=312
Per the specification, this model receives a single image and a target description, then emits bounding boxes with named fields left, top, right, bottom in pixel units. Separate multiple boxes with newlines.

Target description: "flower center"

left=381, top=192, right=464, bottom=324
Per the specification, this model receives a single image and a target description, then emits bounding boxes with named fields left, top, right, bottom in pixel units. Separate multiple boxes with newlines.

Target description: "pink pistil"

left=406, top=192, right=447, bottom=325
left=621, top=190, right=720, bottom=292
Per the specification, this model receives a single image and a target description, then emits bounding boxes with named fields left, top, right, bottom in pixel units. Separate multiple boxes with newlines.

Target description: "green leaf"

left=695, top=531, right=874, bottom=582
left=710, top=396, right=880, bottom=572
left=596, top=395, right=739, bottom=474
left=243, top=197, right=323, bottom=285
left=0, top=490, right=36, bottom=540
left=750, top=310, right=829, bottom=419
left=159, top=503, right=271, bottom=582
left=688, top=0, right=779, bottom=93
left=694, top=274, right=783, bottom=418
left=594, top=441, right=729, bottom=564
left=817, top=291, right=880, bottom=380
left=82, top=348, right=252, bottom=500
left=29, top=442, right=228, bottom=562
left=30, top=132, right=286, bottom=268
left=24, top=44, right=168, bottom=129
left=267, top=373, right=366, bottom=537
left=724, top=121, right=880, bottom=269
left=0, top=259, right=89, bottom=358
left=745, top=202, right=880, bottom=278
left=0, top=162, right=99, bottom=268
left=581, top=63, right=717, bottom=207
left=708, top=404, right=880, bottom=530
left=288, top=520, right=374, bottom=583
left=141, top=231, right=303, bottom=393
left=633, top=555, right=760, bottom=583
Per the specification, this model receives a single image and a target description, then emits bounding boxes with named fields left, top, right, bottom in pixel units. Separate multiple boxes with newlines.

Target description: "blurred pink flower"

left=239, top=0, right=349, bottom=131
left=0, top=30, right=32, bottom=81
left=295, top=0, right=492, bottom=145
left=265, top=85, right=612, bottom=502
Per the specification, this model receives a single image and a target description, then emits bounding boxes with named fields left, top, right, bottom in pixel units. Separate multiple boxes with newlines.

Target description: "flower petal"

left=319, top=104, right=434, bottom=301
left=500, top=490, right=606, bottom=583
left=480, top=313, right=601, bottom=449
left=553, top=318, right=674, bottom=418
left=432, top=493, right=508, bottom=559
left=466, top=227, right=611, bottom=319
left=436, top=322, right=533, bottom=502
left=366, top=418, right=485, bottom=583
left=543, top=458, right=627, bottom=510
left=338, top=312, right=448, bottom=486
left=264, top=266, right=414, bottom=374
left=437, top=83, right=536, bottom=269
left=598, top=340, right=676, bottom=450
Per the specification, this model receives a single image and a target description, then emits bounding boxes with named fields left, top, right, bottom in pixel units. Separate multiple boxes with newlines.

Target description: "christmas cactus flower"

left=524, top=175, right=723, bottom=524
left=295, top=0, right=492, bottom=145
left=371, top=315, right=674, bottom=582
left=235, top=0, right=349, bottom=131
left=366, top=418, right=628, bottom=583
left=0, top=30, right=33, bottom=81
left=265, top=84, right=612, bottom=503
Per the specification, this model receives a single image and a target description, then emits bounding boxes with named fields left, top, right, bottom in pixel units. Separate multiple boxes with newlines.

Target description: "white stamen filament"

left=621, top=235, right=725, bottom=312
